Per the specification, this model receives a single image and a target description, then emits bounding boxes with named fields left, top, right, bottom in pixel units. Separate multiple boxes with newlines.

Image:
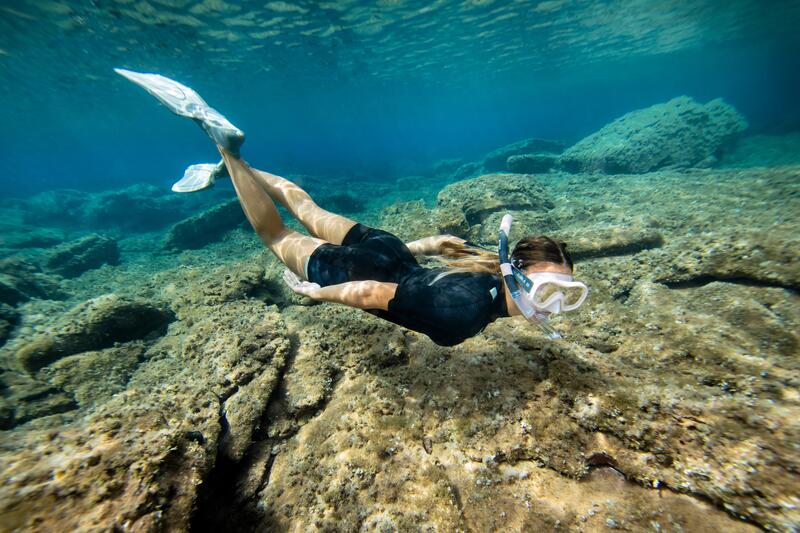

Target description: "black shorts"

left=306, top=224, right=420, bottom=287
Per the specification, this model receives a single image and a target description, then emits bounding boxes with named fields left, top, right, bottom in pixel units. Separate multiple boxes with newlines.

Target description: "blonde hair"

left=438, top=236, right=573, bottom=275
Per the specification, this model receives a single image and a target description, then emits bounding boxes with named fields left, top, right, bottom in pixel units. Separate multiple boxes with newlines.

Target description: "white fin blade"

left=171, top=163, right=217, bottom=193
left=115, top=68, right=208, bottom=118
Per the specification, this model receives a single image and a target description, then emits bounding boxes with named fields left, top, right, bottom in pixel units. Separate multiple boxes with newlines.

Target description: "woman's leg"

left=250, top=169, right=358, bottom=245
left=219, top=149, right=324, bottom=277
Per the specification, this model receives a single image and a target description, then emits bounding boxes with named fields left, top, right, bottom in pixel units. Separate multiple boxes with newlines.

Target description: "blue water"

left=1, top=0, right=799, bottom=196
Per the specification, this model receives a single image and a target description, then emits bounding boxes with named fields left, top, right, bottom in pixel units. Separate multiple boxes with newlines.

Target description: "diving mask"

left=498, top=214, right=588, bottom=339
left=512, top=270, right=588, bottom=314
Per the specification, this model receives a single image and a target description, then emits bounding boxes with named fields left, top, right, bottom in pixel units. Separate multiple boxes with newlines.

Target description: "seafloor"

left=0, top=98, right=798, bottom=532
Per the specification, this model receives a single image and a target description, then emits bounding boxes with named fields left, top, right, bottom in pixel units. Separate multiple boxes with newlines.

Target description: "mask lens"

left=561, top=285, right=587, bottom=306
left=533, top=283, right=561, bottom=304
left=533, top=282, right=587, bottom=307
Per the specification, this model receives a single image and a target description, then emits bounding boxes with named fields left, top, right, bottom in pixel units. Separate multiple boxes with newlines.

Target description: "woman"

left=117, top=69, right=588, bottom=345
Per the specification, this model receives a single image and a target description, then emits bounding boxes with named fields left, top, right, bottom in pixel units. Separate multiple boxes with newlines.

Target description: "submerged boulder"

left=0, top=303, right=19, bottom=345
left=22, top=184, right=223, bottom=232
left=451, top=161, right=483, bottom=182
left=41, top=343, right=147, bottom=408
left=83, top=183, right=198, bottom=231
left=15, top=294, right=174, bottom=373
left=449, top=138, right=565, bottom=181
left=0, top=258, right=63, bottom=305
left=163, top=199, right=246, bottom=250
left=430, top=158, right=464, bottom=176
left=0, top=228, right=64, bottom=250
left=559, top=96, right=747, bottom=173
left=437, top=173, right=554, bottom=227
left=436, top=173, right=556, bottom=242
left=46, top=234, right=119, bottom=277
left=0, top=370, right=77, bottom=428
left=507, top=153, right=559, bottom=173
left=378, top=200, right=438, bottom=242
left=483, top=138, right=565, bottom=171
left=21, top=189, right=91, bottom=227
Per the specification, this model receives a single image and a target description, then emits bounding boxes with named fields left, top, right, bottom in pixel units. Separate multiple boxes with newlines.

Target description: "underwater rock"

left=0, top=227, right=64, bottom=249
left=0, top=278, right=27, bottom=307
left=0, top=369, right=78, bottom=429
left=1, top=163, right=796, bottom=532
left=451, top=161, right=483, bottom=181
left=158, top=258, right=270, bottom=312
left=0, top=359, right=222, bottom=530
left=22, top=184, right=222, bottom=231
left=21, top=189, right=91, bottom=227
left=15, top=294, right=174, bottom=373
left=0, top=257, right=63, bottom=305
left=483, top=138, right=566, bottom=171
left=163, top=198, right=246, bottom=250
left=469, top=210, right=555, bottom=243
left=437, top=173, right=554, bottom=234
left=221, top=366, right=283, bottom=461
left=553, top=225, right=664, bottom=260
left=7, top=389, right=77, bottom=427
left=46, top=234, right=120, bottom=277
left=378, top=200, right=439, bottom=242
left=433, top=204, right=471, bottom=237
left=216, top=293, right=774, bottom=533
left=507, top=153, right=559, bottom=173
left=317, top=192, right=365, bottom=214
left=41, top=343, right=147, bottom=408
left=0, top=303, right=19, bottom=345
left=559, top=96, right=747, bottom=173
left=84, top=183, right=208, bottom=231
left=431, top=158, right=464, bottom=175
left=650, top=229, right=800, bottom=290
left=0, top=301, right=290, bottom=531
left=179, top=301, right=290, bottom=462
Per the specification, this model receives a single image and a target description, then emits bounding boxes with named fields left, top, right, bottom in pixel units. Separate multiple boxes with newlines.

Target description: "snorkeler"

left=116, top=69, right=588, bottom=345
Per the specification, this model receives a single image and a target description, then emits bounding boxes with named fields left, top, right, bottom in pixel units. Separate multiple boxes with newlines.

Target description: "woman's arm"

left=406, top=235, right=466, bottom=256
left=283, top=271, right=397, bottom=310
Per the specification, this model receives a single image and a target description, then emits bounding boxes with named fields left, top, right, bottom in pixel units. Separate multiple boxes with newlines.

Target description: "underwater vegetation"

left=0, top=92, right=798, bottom=532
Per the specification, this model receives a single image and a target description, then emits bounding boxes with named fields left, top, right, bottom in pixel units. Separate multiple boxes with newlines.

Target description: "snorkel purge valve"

left=498, top=214, right=563, bottom=340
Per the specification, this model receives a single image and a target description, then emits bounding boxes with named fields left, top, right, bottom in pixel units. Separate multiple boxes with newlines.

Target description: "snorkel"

left=498, top=214, right=562, bottom=340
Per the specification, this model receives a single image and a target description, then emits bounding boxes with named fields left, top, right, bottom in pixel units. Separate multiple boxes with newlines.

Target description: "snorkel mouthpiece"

left=498, top=214, right=562, bottom=340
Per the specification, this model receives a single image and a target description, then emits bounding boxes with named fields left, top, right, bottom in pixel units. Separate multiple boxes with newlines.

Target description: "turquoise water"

left=1, top=0, right=799, bottom=195
left=3, top=2, right=800, bottom=531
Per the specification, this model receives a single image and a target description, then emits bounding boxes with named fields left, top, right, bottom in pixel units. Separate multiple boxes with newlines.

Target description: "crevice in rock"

left=578, top=455, right=765, bottom=530
left=662, top=275, right=797, bottom=292
left=642, top=477, right=763, bottom=530
left=189, top=331, right=314, bottom=532
left=571, top=235, right=664, bottom=260
left=190, top=389, right=286, bottom=532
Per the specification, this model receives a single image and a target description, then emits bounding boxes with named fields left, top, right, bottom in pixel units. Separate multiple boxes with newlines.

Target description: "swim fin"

left=114, top=68, right=245, bottom=156
left=172, top=159, right=230, bottom=193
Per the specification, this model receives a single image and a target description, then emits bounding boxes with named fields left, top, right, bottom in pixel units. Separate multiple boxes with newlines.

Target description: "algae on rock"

left=14, top=294, right=174, bottom=373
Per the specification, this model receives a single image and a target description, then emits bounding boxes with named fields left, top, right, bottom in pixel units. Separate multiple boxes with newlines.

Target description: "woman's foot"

left=115, top=68, right=245, bottom=156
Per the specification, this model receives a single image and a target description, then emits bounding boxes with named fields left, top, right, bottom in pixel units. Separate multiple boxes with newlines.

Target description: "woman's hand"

left=406, top=234, right=466, bottom=255
left=436, top=235, right=466, bottom=249
left=282, top=270, right=321, bottom=298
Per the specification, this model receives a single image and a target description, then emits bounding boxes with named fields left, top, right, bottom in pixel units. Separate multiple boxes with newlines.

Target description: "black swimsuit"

left=307, top=224, right=508, bottom=346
